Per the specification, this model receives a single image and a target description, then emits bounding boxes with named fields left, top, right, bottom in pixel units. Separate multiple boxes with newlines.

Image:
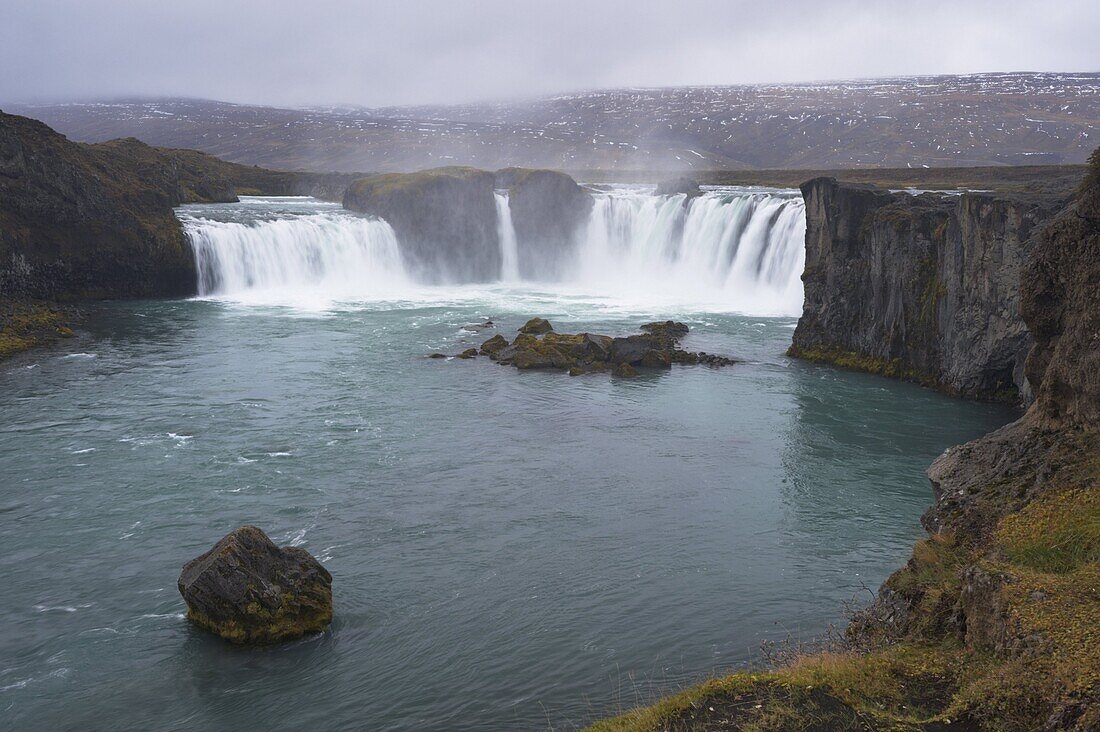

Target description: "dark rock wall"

left=344, top=167, right=501, bottom=282
left=1021, top=151, right=1100, bottom=430
left=790, top=177, right=1065, bottom=403
left=496, top=168, right=592, bottom=279
left=925, top=151, right=1100, bottom=534
left=0, top=113, right=197, bottom=301
left=344, top=166, right=593, bottom=283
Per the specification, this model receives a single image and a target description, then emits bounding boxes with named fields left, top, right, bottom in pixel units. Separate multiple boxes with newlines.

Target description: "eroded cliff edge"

left=789, top=178, right=1070, bottom=403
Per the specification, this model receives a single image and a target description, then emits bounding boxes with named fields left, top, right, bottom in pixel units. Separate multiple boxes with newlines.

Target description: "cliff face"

left=922, top=154, right=1100, bottom=536
left=344, top=167, right=501, bottom=282
left=1021, top=158, right=1100, bottom=430
left=861, top=155, right=1100, bottom=729
left=344, top=166, right=592, bottom=282
left=496, top=168, right=592, bottom=279
left=593, top=153, right=1100, bottom=732
left=1, top=113, right=198, bottom=301
left=790, top=178, right=1066, bottom=403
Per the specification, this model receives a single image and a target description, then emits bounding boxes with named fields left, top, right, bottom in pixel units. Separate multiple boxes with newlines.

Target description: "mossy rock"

left=178, top=526, right=333, bottom=644
left=613, top=363, right=638, bottom=378
left=518, top=317, right=553, bottom=334
left=479, top=334, right=509, bottom=355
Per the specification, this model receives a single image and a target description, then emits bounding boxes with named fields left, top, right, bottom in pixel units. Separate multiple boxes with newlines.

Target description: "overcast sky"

left=2, top=0, right=1096, bottom=108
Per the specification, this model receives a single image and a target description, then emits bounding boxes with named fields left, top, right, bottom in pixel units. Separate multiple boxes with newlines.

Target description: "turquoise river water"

left=0, top=197, right=1016, bottom=730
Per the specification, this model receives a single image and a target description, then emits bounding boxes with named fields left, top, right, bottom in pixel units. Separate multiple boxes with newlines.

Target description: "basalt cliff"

left=594, top=153, right=1099, bottom=731
left=789, top=178, right=1071, bottom=403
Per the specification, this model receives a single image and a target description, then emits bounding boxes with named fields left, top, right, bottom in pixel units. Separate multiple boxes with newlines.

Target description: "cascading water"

left=494, top=192, right=520, bottom=282
left=179, top=189, right=806, bottom=315
left=572, top=189, right=805, bottom=315
left=178, top=198, right=409, bottom=307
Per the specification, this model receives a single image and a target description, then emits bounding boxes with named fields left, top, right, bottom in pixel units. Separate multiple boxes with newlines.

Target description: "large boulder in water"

left=178, top=525, right=333, bottom=644
left=343, top=167, right=500, bottom=282
left=497, top=168, right=592, bottom=279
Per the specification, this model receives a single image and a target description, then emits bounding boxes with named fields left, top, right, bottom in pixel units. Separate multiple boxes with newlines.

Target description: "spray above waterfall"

left=179, top=188, right=806, bottom=315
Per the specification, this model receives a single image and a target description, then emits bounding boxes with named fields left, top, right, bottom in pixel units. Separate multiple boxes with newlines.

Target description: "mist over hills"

left=7, top=72, right=1098, bottom=174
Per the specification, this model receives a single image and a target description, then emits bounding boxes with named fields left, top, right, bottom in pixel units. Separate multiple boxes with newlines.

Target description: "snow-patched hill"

left=8, top=73, right=1098, bottom=173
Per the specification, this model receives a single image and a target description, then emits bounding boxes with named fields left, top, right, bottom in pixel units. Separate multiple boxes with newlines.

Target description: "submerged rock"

left=456, top=348, right=478, bottom=359
left=518, top=317, right=553, bottom=334
left=613, top=363, right=638, bottom=377
left=462, top=320, right=494, bottom=332
left=178, top=526, right=333, bottom=644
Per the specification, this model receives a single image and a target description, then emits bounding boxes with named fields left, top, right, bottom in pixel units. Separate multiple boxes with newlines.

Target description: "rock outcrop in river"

left=789, top=177, right=1069, bottom=403
left=178, top=525, right=333, bottom=644
left=496, top=168, right=592, bottom=278
left=343, top=167, right=501, bottom=282
left=445, top=318, right=736, bottom=375
left=343, top=167, right=593, bottom=282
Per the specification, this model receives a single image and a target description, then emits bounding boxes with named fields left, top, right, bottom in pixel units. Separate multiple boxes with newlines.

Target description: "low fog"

left=2, top=0, right=1097, bottom=107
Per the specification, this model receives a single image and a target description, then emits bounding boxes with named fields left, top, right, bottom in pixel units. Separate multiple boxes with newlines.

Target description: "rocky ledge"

left=178, top=526, right=333, bottom=644
left=436, top=318, right=737, bottom=376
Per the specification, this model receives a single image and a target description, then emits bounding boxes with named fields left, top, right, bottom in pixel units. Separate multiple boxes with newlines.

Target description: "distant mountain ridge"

left=7, top=72, right=1098, bottom=173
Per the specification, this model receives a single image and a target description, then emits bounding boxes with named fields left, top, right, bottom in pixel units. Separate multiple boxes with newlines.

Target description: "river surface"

left=0, top=197, right=1016, bottom=731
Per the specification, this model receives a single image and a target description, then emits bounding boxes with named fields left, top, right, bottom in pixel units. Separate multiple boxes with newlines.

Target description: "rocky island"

left=434, top=318, right=737, bottom=376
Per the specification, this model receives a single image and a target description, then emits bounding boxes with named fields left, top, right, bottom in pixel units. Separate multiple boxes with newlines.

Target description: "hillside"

left=8, top=72, right=1098, bottom=174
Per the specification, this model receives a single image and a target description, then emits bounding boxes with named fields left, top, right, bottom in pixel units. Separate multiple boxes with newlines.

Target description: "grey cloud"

left=1, top=0, right=1096, bottom=107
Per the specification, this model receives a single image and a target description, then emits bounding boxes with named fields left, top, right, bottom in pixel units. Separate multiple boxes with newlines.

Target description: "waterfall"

left=572, top=190, right=806, bottom=315
left=180, top=205, right=408, bottom=306
left=179, top=189, right=806, bottom=315
left=494, top=192, right=520, bottom=282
